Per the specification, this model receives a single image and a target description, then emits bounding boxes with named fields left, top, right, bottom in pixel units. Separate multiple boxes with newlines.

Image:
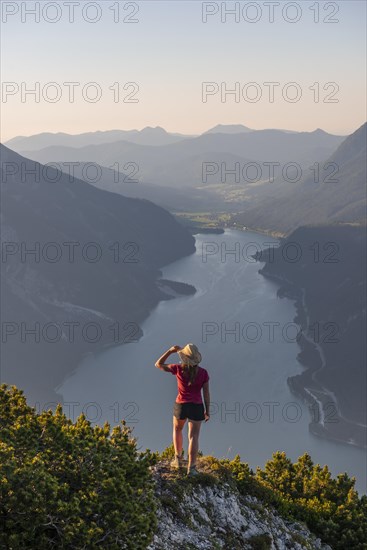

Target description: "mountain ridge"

left=6, top=125, right=344, bottom=154
left=17, top=128, right=345, bottom=189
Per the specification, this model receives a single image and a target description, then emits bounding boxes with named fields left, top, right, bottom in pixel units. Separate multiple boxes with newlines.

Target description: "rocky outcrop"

left=148, top=461, right=332, bottom=550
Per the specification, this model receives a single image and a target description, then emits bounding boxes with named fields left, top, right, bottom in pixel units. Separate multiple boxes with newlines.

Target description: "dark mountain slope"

left=34, top=159, right=244, bottom=211
left=0, top=145, right=195, bottom=404
left=258, top=224, right=366, bottom=447
left=232, top=123, right=366, bottom=234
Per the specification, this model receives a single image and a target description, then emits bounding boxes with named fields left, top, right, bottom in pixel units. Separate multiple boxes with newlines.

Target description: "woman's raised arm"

left=155, top=345, right=181, bottom=372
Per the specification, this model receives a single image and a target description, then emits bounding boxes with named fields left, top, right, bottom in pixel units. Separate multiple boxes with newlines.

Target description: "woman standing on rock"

left=155, top=343, right=210, bottom=476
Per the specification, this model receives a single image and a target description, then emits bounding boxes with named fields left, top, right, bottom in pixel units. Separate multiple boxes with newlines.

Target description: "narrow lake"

left=57, top=229, right=366, bottom=493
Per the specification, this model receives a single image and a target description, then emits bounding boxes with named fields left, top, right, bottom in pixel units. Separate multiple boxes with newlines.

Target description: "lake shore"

left=258, top=270, right=367, bottom=450
left=173, top=211, right=287, bottom=239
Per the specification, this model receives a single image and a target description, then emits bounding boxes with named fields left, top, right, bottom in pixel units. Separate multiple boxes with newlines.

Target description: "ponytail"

left=182, top=364, right=198, bottom=385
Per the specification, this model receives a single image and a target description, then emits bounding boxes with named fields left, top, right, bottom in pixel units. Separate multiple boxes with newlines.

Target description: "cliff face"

left=148, top=461, right=332, bottom=550
left=258, top=224, right=366, bottom=448
left=0, top=145, right=196, bottom=404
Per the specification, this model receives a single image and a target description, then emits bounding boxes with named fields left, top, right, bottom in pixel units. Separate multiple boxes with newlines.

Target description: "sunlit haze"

left=1, top=0, right=366, bottom=140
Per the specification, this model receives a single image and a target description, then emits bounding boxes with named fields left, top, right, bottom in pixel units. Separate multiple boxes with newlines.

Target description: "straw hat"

left=177, top=343, right=202, bottom=366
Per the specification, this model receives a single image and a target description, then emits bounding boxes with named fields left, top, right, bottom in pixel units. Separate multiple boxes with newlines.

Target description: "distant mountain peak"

left=204, top=124, right=253, bottom=135
left=312, top=128, right=328, bottom=135
left=140, top=126, right=168, bottom=134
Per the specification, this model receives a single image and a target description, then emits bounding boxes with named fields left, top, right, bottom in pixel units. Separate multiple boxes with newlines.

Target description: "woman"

left=155, top=343, right=210, bottom=476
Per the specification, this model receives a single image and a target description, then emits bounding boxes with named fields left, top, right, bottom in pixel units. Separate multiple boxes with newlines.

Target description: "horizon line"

left=4, top=122, right=364, bottom=143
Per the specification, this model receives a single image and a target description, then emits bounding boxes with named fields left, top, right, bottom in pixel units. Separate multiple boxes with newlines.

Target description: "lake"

left=57, top=229, right=366, bottom=493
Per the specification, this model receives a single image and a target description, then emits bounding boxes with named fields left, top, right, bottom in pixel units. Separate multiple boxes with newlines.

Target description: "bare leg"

left=173, top=416, right=186, bottom=457
left=188, top=420, right=202, bottom=468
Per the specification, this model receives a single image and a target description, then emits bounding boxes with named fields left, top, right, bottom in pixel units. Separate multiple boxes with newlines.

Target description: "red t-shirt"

left=170, top=364, right=209, bottom=404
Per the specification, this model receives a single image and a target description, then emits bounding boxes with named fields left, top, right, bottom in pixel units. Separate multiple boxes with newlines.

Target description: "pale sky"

left=1, top=0, right=366, bottom=140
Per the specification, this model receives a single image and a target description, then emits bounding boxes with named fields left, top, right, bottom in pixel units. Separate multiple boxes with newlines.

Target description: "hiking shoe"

left=170, top=454, right=184, bottom=469
left=187, top=465, right=199, bottom=476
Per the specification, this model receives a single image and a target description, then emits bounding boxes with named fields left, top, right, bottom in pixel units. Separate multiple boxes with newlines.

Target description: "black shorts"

left=173, top=402, right=205, bottom=421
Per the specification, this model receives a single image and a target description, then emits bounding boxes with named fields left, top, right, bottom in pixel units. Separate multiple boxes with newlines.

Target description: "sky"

left=1, top=0, right=366, bottom=140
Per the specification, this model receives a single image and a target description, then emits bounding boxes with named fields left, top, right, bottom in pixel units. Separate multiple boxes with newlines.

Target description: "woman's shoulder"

left=199, top=366, right=209, bottom=378
left=169, top=363, right=181, bottom=375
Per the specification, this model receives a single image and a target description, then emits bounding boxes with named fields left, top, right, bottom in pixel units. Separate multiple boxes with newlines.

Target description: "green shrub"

left=252, top=451, right=367, bottom=549
left=199, top=451, right=366, bottom=549
left=158, top=443, right=176, bottom=460
left=0, top=384, right=157, bottom=549
left=1, top=384, right=366, bottom=550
